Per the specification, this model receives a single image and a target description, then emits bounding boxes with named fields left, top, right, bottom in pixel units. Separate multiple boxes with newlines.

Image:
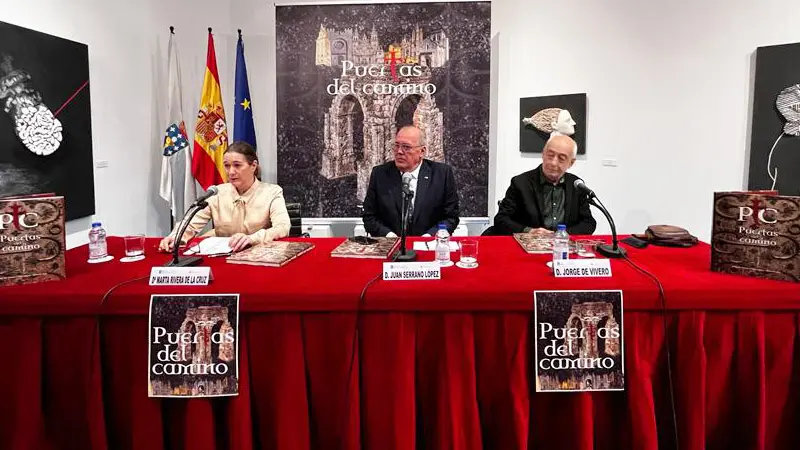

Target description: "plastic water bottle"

left=552, top=224, right=570, bottom=264
left=88, top=222, right=108, bottom=260
left=435, top=223, right=451, bottom=266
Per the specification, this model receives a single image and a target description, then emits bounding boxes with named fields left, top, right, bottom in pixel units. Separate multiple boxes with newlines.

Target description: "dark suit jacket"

left=492, top=165, right=596, bottom=235
left=362, top=160, right=460, bottom=236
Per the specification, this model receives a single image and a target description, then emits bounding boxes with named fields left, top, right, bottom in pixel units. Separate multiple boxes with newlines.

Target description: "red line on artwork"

left=53, top=80, right=89, bottom=117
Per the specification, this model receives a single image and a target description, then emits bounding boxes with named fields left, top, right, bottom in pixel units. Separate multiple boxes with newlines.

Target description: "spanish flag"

left=192, top=28, right=228, bottom=190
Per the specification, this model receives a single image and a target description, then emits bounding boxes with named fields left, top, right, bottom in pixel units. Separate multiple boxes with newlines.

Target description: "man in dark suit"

left=362, top=125, right=460, bottom=237
left=492, top=135, right=596, bottom=236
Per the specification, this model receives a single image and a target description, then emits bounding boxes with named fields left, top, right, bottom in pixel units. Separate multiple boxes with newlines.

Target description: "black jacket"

left=492, top=165, right=596, bottom=235
left=362, top=159, right=460, bottom=236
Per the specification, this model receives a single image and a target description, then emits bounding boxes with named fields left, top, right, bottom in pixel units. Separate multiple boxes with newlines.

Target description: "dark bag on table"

left=635, top=225, right=698, bottom=248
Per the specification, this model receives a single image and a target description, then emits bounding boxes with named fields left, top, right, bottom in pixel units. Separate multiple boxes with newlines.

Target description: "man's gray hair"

left=544, top=134, right=578, bottom=158
left=400, top=125, right=427, bottom=147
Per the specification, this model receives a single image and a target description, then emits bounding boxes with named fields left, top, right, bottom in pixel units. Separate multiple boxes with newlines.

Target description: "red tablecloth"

left=0, top=236, right=799, bottom=450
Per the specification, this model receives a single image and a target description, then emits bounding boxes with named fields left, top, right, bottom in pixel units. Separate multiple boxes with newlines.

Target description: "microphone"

left=573, top=178, right=626, bottom=258
left=394, top=172, right=417, bottom=262
left=573, top=179, right=596, bottom=199
left=401, top=172, right=414, bottom=196
left=192, top=185, right=219, bottom=206
left=165, top=186, right=219, bottom=267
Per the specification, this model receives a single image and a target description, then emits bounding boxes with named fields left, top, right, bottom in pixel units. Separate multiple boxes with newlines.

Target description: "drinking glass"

left=123, top=234, right=145, bottom=259
left=457, top=239, right=479, bottom=269
left=576, top=239, right=602, bottom=258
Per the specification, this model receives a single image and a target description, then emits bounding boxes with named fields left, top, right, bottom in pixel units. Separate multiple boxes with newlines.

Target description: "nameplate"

left=553, top=259, right=612, bottom=278
left=382, top=261, right=441, bottom=281
left=149, top=267, right=212, bottom=286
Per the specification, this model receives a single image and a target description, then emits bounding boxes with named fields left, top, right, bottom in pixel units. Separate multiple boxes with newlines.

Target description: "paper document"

left=184, top=237, right=233, bottom=255
left=412, top=241, right=460, bottom=252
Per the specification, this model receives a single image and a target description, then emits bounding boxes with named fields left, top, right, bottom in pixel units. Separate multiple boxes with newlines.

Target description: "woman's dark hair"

left=225, top=141, right=261, bottom=180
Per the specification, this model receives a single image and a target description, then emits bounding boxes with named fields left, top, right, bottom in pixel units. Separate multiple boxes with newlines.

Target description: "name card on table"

left=383, top=261, right=441, bottom=281
left=553, top=259, right=612, bottom=278
left=149, top=267, right=212, bottom=286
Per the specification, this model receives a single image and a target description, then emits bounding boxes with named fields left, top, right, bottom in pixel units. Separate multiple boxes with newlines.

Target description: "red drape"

left=1, top=237, right=798, bottom=450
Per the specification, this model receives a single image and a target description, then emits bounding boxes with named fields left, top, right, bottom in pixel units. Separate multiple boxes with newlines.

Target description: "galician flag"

left=191, top=28, right=228, bottom=190
left=159, top=29, right=196, bottom=221
left=234, top=29, right=256, bottom=148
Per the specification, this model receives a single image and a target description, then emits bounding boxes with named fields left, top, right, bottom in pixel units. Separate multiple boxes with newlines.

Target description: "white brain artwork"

left=14, top=104, right=63, bottom=156
left=0, top=55, right=64, bottom=156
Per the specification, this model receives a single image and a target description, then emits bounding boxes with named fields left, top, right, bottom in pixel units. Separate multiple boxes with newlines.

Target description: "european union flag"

left=234, top=31, right=256, bottom=148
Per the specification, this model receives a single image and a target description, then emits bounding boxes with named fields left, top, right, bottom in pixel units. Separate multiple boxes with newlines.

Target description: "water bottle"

left=435, top=223, right=451, bottom=266
left=552, top=224, right=570, bottom=264
left=88, top=222, right=108, bottom=260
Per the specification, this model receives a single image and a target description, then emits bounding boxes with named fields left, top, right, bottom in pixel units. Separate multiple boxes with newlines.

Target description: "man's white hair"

left=544, top=134, right=577, bottom=158
left=399, top=125, right=426, bottom=147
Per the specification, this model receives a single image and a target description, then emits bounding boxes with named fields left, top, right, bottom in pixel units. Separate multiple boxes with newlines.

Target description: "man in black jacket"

left=492, top=135, right=596, bottom=236
left=362, top=125, right=460, bottom=237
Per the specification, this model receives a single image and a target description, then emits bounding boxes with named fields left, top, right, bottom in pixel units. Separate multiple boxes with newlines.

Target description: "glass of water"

left=457, top=239, right=479, bottom=269
left=576, top=239, right=602, bottom=258
left=123, top=234, right=145, bottom=258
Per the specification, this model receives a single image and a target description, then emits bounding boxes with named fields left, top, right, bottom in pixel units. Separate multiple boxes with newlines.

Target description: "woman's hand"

left=158, top=236, right=175, bottom=252
left=229, top=233, right=253, bottom=252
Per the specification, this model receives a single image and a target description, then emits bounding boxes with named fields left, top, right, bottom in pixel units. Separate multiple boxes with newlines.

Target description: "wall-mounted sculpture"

left=520, top=93, right=586, bottom=154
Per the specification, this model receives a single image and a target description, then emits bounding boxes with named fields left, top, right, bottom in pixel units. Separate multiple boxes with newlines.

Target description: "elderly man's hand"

left=528, top=227, right=554, bottom=237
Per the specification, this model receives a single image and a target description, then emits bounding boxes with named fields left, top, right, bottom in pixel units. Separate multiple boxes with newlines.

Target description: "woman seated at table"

left=158, top=141, right=291, bottom=253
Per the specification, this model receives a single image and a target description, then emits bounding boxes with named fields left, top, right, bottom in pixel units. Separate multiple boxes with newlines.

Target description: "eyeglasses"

left=393, top=143, right=422, bottom=153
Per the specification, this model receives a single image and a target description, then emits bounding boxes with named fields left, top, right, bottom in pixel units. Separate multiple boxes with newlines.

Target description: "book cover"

left=148, top=294, right=239, bottom=398
left=0, top=194, right=66, bottom=287
left=330, top=237, right=399, bottom=259
left=533, top=290, right=625, bottom=392
left=711, top=191, right=800, bottom=282
left=226, top=241, right=314, bottom=267
left=513, top=233, right=575, bottom=254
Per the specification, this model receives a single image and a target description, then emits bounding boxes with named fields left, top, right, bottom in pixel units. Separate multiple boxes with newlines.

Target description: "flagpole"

left=169, top=25, right=175, bottom=231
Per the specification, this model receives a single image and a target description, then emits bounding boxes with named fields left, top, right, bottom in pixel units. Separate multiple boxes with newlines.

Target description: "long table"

left=1, top=236, right=799, bottom=450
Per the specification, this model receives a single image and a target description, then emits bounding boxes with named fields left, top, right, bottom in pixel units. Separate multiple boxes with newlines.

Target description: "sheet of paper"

left=184, top=237, right=233, bottom=255
left=412, top=241, right=460, bottom=251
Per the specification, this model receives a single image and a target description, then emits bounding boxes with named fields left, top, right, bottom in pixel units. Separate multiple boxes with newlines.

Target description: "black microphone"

left=573, top=179, right=596, bottom=199
left=192, top=185, right=219, bottom=206
left=165, top=186, right=219, bottom=267
left=394, top=172, right=417, bottom=262
left=573, top=178, right=626, bottom=258
left=401, top=172, right=413, bottom=196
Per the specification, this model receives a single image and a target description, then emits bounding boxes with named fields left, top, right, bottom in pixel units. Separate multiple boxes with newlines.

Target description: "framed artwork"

left=747, top=42, right=800, bottom=195
left=275, top=2, right=491, bottom=218
left=0, top=21, right=94, bottom=221
left=520, top=93, right=586, bottom=155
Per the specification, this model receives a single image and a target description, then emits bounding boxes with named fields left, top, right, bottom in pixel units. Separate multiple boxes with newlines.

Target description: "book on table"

left=330, top=236, right=400, bottom=259
left=711, top=190, right=800, bottom=282
left=226, top=241, right=314, bottom=267
left=0, top=193, right=66, bottom=286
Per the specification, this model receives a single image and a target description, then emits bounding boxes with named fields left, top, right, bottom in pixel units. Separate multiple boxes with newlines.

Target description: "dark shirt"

left=525, top=171, right=565, bottom=231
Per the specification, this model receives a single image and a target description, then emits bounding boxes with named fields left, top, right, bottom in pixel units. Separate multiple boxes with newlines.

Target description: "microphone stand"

left=589, top=197, right=626, bottom=258
left=164, top=201, right=208, bottom=267
left=394, top=190, right=417, bottom=262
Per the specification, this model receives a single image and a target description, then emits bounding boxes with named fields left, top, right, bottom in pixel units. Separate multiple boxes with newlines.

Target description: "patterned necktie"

left=407, top=174, right=415, bottom=222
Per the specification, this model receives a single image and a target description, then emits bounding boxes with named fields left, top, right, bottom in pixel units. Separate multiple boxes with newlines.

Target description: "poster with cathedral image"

left=533, top=290, right=625, bottom=392
left=275, top=2, right=491, bottom=218
left=148, top=294, right=239, bottom=398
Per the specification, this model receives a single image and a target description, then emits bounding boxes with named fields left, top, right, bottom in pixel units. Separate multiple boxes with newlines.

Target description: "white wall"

left=6, top=0, right=800, bottom=247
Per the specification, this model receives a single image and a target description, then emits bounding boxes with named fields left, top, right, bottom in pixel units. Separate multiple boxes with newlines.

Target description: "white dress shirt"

left=387, top=162, right=424, bottom=237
